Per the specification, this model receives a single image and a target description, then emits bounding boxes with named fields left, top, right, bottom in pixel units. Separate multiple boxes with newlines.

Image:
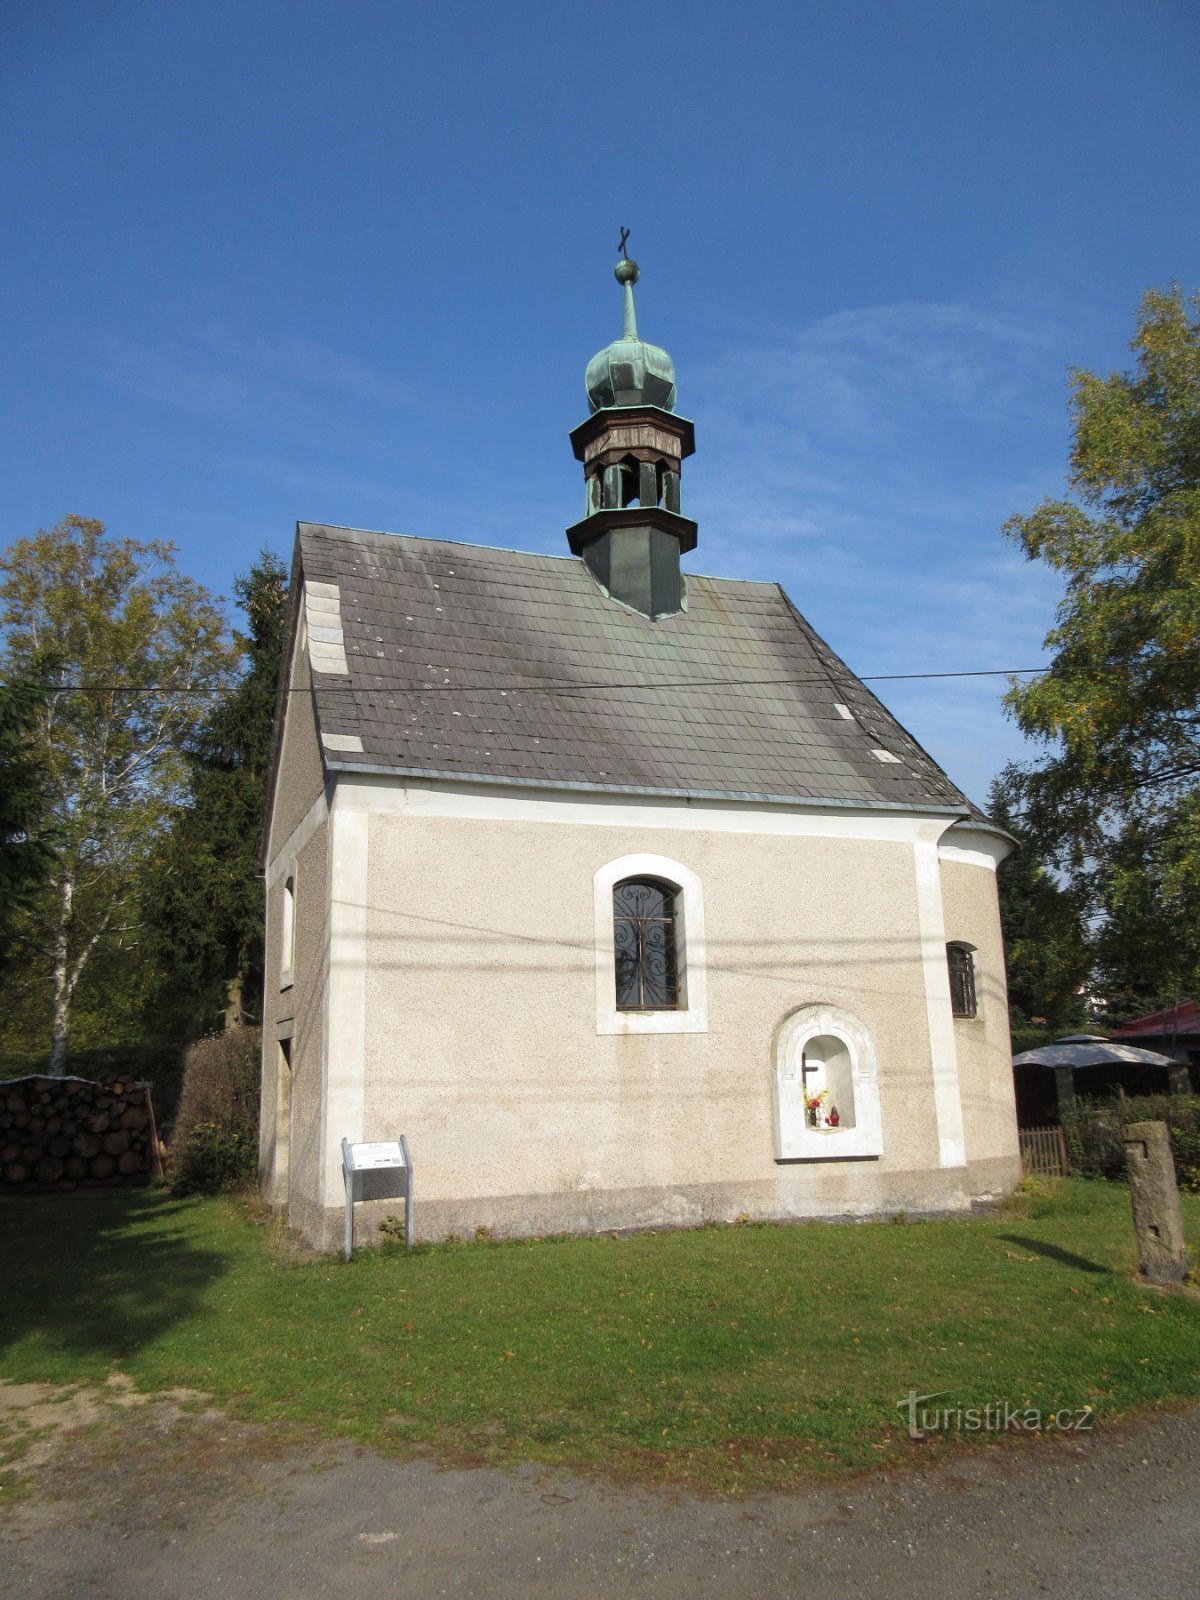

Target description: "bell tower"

left=565, top=234, right=697, bottom=620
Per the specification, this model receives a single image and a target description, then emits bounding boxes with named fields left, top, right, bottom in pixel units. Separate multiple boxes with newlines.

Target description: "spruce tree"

left=990, top=780, right=1091, bottom=1050
left=0, top=661, right=58, bottom=964
left=146, top=550, right=289, bottom=1037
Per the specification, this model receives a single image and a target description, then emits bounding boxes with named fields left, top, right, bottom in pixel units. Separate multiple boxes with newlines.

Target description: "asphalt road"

left=2, top=1399, right=1198, bottom=1599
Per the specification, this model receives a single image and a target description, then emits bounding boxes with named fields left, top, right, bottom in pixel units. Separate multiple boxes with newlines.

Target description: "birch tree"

left=0, top=516, right=235, bottom=1073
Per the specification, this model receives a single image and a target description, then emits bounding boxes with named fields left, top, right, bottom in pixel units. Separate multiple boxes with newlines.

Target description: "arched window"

left=592, top=853, right=707, bottom=1035
left=947, top=943, right=976, bottom=1018
left=613, top=878, right=679, bottom=1010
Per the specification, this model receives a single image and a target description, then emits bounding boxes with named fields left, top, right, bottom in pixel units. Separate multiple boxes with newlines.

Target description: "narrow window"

left=613, top=877, right=679, bottom=1010
left=947, top=942, right=976, bottom=1018
left=281, top=874, right=296, bottom=988
left=274, top=1037, right=293, bottom=1205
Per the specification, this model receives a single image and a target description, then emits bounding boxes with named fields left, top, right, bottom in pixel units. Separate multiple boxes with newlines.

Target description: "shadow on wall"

left=0, top=1189, right=229, bottom=1366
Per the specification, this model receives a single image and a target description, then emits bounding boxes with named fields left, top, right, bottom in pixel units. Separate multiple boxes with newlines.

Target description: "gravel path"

left=2, top=1396, right=1197, bottom=1599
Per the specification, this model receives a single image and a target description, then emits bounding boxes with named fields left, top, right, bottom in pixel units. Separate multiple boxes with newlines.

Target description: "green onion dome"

left=584, top=256, right=677, bottom=414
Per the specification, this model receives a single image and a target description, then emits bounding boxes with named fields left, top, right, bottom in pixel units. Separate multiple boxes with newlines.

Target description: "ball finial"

left=615, top=225, right=639, bottom=285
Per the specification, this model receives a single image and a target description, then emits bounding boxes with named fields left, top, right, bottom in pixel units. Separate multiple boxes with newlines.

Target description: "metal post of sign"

left=342, top=1139, right=354, bottom=1261
left=399, top=1133, right=414, bottom=1252
left=341, top=1136, right=414, bottom=1260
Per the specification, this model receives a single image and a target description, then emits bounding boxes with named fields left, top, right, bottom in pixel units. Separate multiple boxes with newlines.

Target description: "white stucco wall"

left=259, top=814, right=328, bottom=1228
left=265, top=613, right=326, bottom=861
left=939, top=828, right=1020, bottom=1180
left=292, top=776, right=1019, bottom=1249
left=258, top=604, right=330, bottom=1232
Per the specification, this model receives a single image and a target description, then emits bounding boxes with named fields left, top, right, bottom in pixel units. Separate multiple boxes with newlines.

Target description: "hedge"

left=170, top=1026, right=261, bottom=1195
left=1062, top=1093, right=1200, bottom=1192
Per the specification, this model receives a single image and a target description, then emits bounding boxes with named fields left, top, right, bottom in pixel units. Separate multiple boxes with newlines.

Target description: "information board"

left=344, top=1140, right=405, bottom=1171
left=341, top=1134, right=413, bottom=1258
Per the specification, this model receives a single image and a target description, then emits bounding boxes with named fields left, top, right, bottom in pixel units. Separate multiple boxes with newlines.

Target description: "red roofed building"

left=1112, top=1001, right=1200, bottom=1070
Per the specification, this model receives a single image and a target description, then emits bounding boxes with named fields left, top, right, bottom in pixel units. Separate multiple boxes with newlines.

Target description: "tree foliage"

left=1087, top=803, right=1200, bottom=1022
left=0, top=516, right=235, bottom=1072
left=988, top=782, right=1090, bottom=1048
left=0, top=659, right=59, bottom=960
left=1002, top=286, right=1200, bottom=1010
left=144, top=550, right=289, bottom=1036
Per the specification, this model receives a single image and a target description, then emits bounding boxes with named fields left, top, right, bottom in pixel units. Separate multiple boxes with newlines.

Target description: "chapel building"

left=259, top=250, right=1020, bottom=1250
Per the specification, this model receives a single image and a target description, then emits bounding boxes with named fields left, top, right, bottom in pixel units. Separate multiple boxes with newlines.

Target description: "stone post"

left=1123, top=1121, right=1190, bottom=1286
left=1167, top=1062, right=1190, bottom=1096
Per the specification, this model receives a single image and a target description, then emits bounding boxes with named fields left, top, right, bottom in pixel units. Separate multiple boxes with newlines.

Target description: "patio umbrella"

left=1012, top=1039, right=1181, bottom=1070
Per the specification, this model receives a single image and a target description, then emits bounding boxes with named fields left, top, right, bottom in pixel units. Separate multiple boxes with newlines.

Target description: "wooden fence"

left=1018, top=1124, right=1071, bottom=1178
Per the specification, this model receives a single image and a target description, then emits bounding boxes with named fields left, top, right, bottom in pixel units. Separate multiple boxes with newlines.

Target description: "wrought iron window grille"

left=947, top=942, right=977, bottom=1018
left=613, top=877, right=680, bottom=1011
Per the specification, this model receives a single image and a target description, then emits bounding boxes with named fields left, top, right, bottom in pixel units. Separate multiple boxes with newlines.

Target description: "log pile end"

left=0, top=1076, right=161, bottom=1192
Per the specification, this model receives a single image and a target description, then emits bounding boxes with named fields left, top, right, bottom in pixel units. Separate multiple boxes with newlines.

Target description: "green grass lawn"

left=2, top=1179, right=1199, bottom=1491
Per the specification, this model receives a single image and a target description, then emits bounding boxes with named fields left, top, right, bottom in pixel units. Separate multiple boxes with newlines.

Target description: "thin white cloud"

left=192, top=322, right=416, bottom=405
left=679, top=295, right=1074, bottom=801
left=100, top=324, right=417, bottom=445
left=701, top=299, right=1067, bottom=438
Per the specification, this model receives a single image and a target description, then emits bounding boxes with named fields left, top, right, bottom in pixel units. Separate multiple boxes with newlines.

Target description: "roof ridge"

left=300, top=524, right=787, bottom=589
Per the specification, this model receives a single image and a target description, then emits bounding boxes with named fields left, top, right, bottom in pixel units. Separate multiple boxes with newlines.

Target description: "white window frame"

left=593, top=853, right=707, bottom=1034
left=773, top=1003, right=883, bottom=1160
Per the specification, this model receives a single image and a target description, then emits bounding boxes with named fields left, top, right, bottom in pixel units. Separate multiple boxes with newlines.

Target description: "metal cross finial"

left=618, top=226, right=630, bottom=258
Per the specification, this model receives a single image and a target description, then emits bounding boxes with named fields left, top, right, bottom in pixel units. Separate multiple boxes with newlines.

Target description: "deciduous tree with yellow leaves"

left=1000, top=286, right=1200, bottom=1017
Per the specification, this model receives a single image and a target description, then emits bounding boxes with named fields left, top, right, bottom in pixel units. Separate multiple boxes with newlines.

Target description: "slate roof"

left=293, top=521, right=982, bottom=815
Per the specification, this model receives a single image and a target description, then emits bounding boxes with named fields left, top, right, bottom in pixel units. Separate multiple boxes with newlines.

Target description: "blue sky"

left=3, top=0, right=1198, bottom=805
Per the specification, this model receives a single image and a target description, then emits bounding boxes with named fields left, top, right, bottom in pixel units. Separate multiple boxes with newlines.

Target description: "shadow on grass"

left=1000, top=1234, right=1110, bottom=1275
left=0, top=1188, right=228, bottom=1365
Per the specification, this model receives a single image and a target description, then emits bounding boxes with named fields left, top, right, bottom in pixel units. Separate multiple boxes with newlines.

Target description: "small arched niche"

left=773, top=1004, right=883, bottom=1161
left=802, top=1034, right=857, bottom=1130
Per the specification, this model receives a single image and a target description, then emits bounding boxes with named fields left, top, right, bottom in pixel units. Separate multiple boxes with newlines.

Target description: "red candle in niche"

left=828, top=1105, right=840, bottom=1127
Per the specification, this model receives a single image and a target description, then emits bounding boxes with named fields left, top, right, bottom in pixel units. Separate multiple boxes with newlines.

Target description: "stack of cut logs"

left=0, top=1076, right=159, bottom=1190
